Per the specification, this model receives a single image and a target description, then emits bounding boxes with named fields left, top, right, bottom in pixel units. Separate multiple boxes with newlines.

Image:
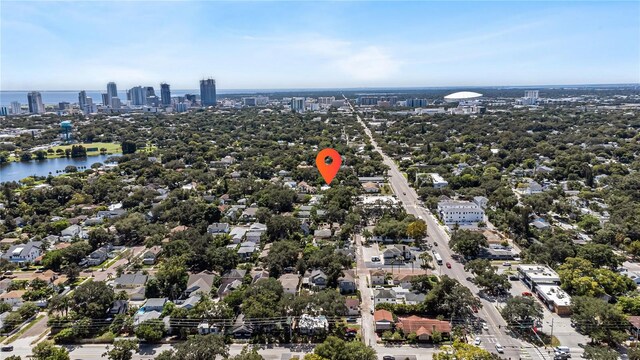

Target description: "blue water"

left=0, top=153, right=121, bottom=183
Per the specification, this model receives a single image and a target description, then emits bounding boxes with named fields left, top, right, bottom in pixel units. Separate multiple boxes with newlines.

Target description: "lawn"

left=49, top=142, right=121, bottom=155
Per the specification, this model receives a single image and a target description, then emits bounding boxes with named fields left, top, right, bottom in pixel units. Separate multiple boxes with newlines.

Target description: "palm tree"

left=419, top=252, right=434, bottom=270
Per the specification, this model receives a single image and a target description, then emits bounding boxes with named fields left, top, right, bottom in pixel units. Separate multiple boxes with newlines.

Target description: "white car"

left=473, top=337, right=481, bottom=345
left=482, top=323, right=489, bottom=331
left=495, top=343, right=504, bottom=353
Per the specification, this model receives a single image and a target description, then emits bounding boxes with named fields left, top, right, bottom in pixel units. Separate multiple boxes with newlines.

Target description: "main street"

left=346, top=98, right=550, bottom=360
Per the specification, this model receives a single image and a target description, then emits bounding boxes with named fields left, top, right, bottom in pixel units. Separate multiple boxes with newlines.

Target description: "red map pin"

left=316, top=148, right=342, bottom=185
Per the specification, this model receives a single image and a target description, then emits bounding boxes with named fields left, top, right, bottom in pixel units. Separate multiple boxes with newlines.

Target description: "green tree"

left=500, top=296, right=543, bottom=328
left=72, top=281, right=115, bottom=318
left=314, top=336, right=376, bottom=360
left=449, top=230, right=488, bottom=258
left=155, top=256, right=189, bottom=300
left=134, top=319, right=165, bottom=342
left=423, top=276, right=481, bottom=319
left=32, top=341, right=70, bottom=360
left=581, top=345, right=618, bottom=360
left=229, top=346, right=264, bottom=360
left=571, top=296, right=628, bottom=345
left=102, top=340, right=139, bottom=360
left=172, top=334, right=229, bottom=360
left=121, top=140, right=137, bottom=155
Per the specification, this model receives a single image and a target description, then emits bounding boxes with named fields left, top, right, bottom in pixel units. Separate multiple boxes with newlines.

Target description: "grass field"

left=49, top=142, right=121, bottom=154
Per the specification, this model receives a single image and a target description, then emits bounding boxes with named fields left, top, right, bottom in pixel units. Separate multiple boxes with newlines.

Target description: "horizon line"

left=2, top=82, right=639, bottom=93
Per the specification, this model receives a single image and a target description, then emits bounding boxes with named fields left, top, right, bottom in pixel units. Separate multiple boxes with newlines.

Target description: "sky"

left=1, top=1, right=639, bottom=90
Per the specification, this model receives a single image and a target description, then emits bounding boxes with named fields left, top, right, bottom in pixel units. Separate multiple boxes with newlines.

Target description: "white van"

left=555, top=346, right=570, bottom=354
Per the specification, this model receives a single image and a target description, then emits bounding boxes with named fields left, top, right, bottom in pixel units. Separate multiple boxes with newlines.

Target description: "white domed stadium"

left=444, top=91, right=483, bottom=102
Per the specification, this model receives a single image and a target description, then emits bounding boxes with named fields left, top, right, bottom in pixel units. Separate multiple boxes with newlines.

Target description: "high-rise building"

left=291, top=97, right=305, bottom=113
left=85, top=97, right=95, bottom=113
left=78, top=91, right=87, bottom=110
left=101, top=93, right=110, bottom=107
left=0, top=107, right=8, bottom=116
left=243, top=97, right=257, bottom=107
left=58, top=102, right=70, bottom=110
left=145, top=86, right=155, bottom=98
left=256, top=96, right=269, bottom=106
left=106, top=82, right=118, bottom=106
left=523, top=90, right=539, bottom=105
left=185, top=94, right=197, bottom=103
left=10, top=101, right=21, bottom=115
left=129, top=86, right=146, bottom=105
left=146, top=96, right=159, bottom=107
left=199, top=78, right=217, bottom=106
left=27, top=91, right=44, bottom=114
left=357, top=96, right=378, bottom=106
left=111, top=97, right=121, bottom=109
left=160, top=83, right=171, bottom=106
left=176, top=103, right=189, bottom=113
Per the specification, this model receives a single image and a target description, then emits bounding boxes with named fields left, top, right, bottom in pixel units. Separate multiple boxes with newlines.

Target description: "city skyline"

left=2, top=1, right=639, bottom=90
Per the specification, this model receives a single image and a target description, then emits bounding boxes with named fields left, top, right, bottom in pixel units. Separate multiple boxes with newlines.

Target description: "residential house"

left=304, top=270, right=328, bottom=289
left=297, top=181, right=316, bottom=194
left=345, top=298, right=360, bottom=316
left=108, top=300, right=129, bottom=316
left=230, top=314, right=253, bottom=338
left=229, top=227, right=248, bottom=244
left=207, top=223, right=230, bottom=234
left=362, top=182, right=380, bottom=193
left=86, top=244, right=112, bottom=266
left=313, top=229, right=332, bottom=240
left=185, top=271, right=216, bottom=298
left=1, top=241, right=42, bottom=264
left=0, top=290, right=26, bottom=308
left=374, top=289, right=396, bottom=305
left=473, top=196, right=489, bottom=209
left=278, top=274, right=300, bottom=295
left=61, top=224, right=83, bottom=239
left=96, top=209, right=127, bottom=220
left=197, top=321, right=222, bottom=335
left=141, top=298, right=168, bottom=313
left=142, top=246, right=162, bottom=265
left=373, top=309, right=394, bottom=331
left=133, top=310, right=162, bottom=327
left=245, top=231, right=263, bottom=244
left=393, top=273, right=421, bottom=288
left=396, top=316, right=452, bottom=341
left=240, top=207, right=258, bottom=222
left=382, top=245, right=412, bottom=265
left=338, top=271, right=357, bottom=294
left=114, top=272, right=148, bottom=288
left=218, top=269, right=247, bottom=297
left=237, top=243, right=256, bottom=260
left=370, top=270, right=386, bottom=286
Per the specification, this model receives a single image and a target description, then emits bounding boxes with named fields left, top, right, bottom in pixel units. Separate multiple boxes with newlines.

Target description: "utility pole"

left=550, top=317, right=554, bottom=339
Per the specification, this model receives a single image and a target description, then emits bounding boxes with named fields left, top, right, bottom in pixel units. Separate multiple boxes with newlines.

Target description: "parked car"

left=482, top=323, right=489, bottom=331
left=446, top=262, right=452, bottom=269
left=1, top=345, right=14, bottom=352
left=383, top=356, right=395, bottom=360
left=502, top=262, right=512, bottom=267
left=473, top=337, right=481, bottom=345
left=495, top=343, right=504, bottom=353
left=433, top=241, right=438, bottom=246
left=371, top=256, right=380, bottom=262
left=522, top=291, right=533, bottom=296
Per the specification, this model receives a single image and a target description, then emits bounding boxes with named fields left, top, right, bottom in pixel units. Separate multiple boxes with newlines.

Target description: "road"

left=346, top=98, right=550, bottom=360
left=80, top=245, right=146, bottom=283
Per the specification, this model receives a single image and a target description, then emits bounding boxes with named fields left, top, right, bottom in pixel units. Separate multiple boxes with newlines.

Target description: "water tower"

left=60, top=120, right=72, bottom=141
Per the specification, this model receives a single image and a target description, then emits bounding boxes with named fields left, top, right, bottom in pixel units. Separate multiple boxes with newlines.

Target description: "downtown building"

left=27, top=91, right=45, bottom=114
left=160, top=83, right=171, bottom=106
left=200, top=78, right=217, bottom=106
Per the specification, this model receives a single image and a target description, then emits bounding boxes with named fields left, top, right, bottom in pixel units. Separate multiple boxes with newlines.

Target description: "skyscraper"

left=101, top=93, right=110, bottom=107
left=0, top=107, right=8, bottom=116
left=200, top=78, right=217, bottom=106
left=160, top=83, right=171, bottom=106
left=145, top=86, right=155, bottom=98
left=111, top=97, right=121, bottom=109
left=107, top=82, right=118, bottom=106
left=27, top=91, right=44, bottom=114
left=78, top=91, right=87, bottom=110
left=129, top=86, right=146, bottom=106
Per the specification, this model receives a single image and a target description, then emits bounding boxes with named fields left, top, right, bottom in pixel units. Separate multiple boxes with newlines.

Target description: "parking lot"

left=361, top=243, right=428, bottom=270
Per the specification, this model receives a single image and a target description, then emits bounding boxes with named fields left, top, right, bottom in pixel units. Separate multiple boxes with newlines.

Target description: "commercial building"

left=243, top=97, right=257, bottom=107
left=78, top=91, right=87, bottom=110
left=0, top=107, right=7, bottom=116
left=107, top=82, right=118, bottom=106
left=111, top=97, right=121, bottom=109
left=27, top=91, right=44, bottom=114
left=437, top=200, right=484, bottom=224
left=357, top=96, right=378, bottom=106
left=291, top=97, right=305, bottom=113
left=517, top=264, right=561, bottom=288
left=200, top=78, right=217, bottom=106
left=160, top=83, right=171, bottom=106
left=536, top=284, right=571, bottom=315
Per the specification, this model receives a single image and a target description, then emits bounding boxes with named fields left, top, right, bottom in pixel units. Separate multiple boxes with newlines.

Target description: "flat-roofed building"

left=428, top=173, right=448, bottom=188
left=517, top=264, right=561, bottom=290
left=437, top=200, right=484, bottom=225
left=536, top=284, right=571, bottom=315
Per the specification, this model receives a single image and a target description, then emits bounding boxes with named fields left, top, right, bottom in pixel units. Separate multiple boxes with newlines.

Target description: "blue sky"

left=1, top=1, right=639, bottom=90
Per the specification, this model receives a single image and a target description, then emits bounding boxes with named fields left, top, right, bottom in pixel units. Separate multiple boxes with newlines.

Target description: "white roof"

left=444, top=91, right=483, bottom=101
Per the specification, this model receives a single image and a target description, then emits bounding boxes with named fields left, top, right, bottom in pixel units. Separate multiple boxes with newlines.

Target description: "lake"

left=0, top=154, right=121, bottom=183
